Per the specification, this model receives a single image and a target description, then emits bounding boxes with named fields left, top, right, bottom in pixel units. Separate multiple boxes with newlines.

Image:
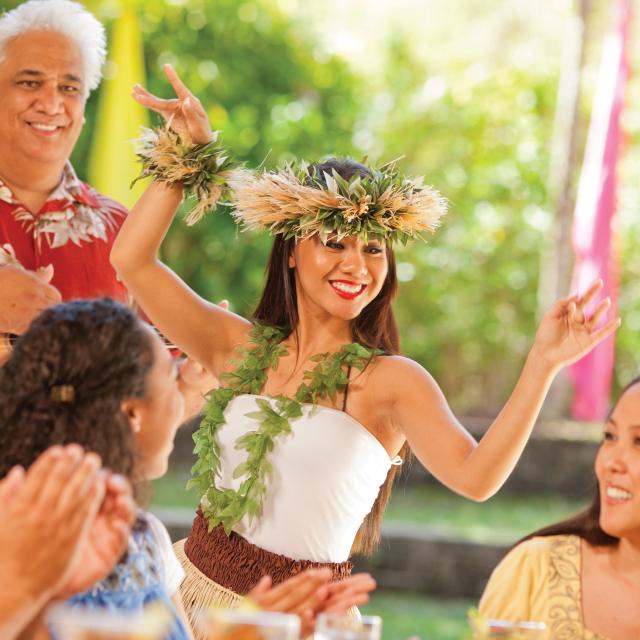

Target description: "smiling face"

left=288, top=234, right=389, bottom=322
left=125, top=329, right=185, bottom=481
left=595, top=382, right=640, bottom=543
left=0, top=30, right=86, bottom=177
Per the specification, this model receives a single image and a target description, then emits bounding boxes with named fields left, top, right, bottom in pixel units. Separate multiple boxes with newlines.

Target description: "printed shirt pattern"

left=0, top=164, right=128, bottom=302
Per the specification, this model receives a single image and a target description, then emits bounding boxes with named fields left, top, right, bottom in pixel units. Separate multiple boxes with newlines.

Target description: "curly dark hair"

left=0, top=298, right=154, bottom=481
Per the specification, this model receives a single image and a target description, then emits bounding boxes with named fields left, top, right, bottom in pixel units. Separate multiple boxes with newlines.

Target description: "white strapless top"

left=210, top=394, right=394, bottom=562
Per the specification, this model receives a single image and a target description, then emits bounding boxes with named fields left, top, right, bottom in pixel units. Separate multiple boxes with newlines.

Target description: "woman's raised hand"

left=132, top=64, right=213, bottom=145
left=531, top=279, right=621, bottom=373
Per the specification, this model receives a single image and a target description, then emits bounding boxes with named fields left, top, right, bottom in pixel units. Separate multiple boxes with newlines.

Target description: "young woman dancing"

left=111, top=64, right=620, bottom=628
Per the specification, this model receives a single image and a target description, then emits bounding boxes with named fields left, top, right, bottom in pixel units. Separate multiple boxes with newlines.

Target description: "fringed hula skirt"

left=174, top=510, right=353, bottom=638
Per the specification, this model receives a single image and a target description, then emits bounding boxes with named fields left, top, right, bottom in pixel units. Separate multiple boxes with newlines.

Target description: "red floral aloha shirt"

left=0, top=164, right=128, bottom=303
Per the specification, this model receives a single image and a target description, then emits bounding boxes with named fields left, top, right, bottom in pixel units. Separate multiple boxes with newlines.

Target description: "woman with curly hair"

left=111, top=64, right=620, bottom=629
left=0, top=298, right=193, bottom=639
left=0, top=298, right=375, bottom=639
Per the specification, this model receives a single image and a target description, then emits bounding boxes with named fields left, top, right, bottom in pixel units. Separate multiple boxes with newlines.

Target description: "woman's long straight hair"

left=251, top=157, right=408, bottom=555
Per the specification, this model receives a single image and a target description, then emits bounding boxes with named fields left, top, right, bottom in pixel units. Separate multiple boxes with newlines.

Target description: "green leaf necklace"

left=188, top=324, right=380, bottom=534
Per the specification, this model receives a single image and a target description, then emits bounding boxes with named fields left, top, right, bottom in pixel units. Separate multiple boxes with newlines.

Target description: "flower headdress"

left=227, top=160, right=447, bottom=244
left=134, top=127, right=447, bottom=242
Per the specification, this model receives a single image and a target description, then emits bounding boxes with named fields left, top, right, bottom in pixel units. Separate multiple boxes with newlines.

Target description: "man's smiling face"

left=0, top=30, right=86, bottom=171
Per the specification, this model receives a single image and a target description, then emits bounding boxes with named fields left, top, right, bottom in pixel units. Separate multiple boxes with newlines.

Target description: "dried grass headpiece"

left=227, top=160, right=447, bottom=244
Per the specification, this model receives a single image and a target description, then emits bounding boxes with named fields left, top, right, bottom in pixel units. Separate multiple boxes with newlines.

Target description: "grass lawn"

left=362, top=591, right=473, bottom=640
left=384, top=483, right=586, bottom=543
left=152, top=468, right=587, bottom=544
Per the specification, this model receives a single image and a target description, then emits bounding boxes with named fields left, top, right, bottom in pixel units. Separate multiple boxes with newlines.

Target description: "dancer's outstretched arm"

left=374, top=280, right=619, bottom=501
left=111, top=65, right=250, bottom=374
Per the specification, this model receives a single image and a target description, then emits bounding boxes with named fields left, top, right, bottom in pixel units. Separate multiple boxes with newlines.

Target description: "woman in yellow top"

left=480, top=377, right=640, bottom=640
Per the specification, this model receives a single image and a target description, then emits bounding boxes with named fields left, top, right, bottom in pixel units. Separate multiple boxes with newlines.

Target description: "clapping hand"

left=531, top=279, right=620, bottom=373
left=132, top=64, right=213, bottom=145
left=57, top=472, right=136, bottom=598
left=247, top=569, right=376, bottom=637
left=0, top=446, right=135, bottom=638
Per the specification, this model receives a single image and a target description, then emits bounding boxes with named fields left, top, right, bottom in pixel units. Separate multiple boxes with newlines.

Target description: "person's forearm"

left=15, top=611, right=49, bottom=640
left=458, top=349, right=557, bottom=500
left=0, top=589, right=50, bottom=640
left=111, top=181, right=183, bottom=273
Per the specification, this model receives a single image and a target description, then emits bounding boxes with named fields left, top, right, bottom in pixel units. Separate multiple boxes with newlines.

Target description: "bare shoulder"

left=367, top=354, right=440, bottom=401
left=370, top=354, right=435, bottom=384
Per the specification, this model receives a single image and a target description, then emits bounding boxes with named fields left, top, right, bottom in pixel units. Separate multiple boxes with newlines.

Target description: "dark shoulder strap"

left=342, top=365, right=352, bottom=412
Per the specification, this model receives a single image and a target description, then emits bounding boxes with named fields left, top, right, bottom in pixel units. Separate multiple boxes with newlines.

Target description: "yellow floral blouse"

left=479, top=535, right=606, bottom=639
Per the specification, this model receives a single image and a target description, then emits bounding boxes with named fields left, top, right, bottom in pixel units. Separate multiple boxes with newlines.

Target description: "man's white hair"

left=0, top=0, right=106, bottom=95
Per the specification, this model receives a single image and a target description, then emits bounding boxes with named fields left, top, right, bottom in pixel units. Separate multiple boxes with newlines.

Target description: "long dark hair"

left=0, top=298, right=154, bottom=482
left=252, top=157, right=408, bottom=555
left=519, top=377, right=640, bottom=548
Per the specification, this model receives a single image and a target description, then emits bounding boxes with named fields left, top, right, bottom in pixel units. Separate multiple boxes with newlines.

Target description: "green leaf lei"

left=188, top=324, right=381, bottom=534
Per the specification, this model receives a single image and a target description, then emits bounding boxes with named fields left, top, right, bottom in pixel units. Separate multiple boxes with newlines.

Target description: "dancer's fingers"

left=588, top=316, right=621, bottom=346
left=576, top=278, right=604, bottom=309
left=182, top=95, right=206, bottom=116
left=547, top=294, right=577, bottom=318
left=132, top=83, right=153, bottom=97
left=163, top=64, right=193, bottom=100
left=132, top=90, right=179, bottom=115
left=586, top=297, right=611, bottom=330
left=569, top=301, right=585, bottom=325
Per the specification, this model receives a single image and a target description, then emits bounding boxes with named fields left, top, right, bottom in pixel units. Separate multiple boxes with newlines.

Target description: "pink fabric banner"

left=569, top=0, right=631, bottom=420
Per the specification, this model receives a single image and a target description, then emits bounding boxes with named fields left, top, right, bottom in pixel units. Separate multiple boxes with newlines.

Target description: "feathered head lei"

left=227, top=160, right=447, bottom=244
left=133, top=126, right=447, bottom=243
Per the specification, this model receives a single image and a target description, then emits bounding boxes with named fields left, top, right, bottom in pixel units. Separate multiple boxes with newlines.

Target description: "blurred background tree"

left=4, top=0, right=638, bottom=415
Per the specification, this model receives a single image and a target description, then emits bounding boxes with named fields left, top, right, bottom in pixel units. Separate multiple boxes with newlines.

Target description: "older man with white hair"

left=0, top=0, right=128, bottom=358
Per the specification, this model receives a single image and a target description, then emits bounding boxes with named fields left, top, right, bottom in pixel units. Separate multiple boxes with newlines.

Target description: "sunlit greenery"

left=151, top=471, right=587, bottom=544
left=4, top=0, right=639, bottom=411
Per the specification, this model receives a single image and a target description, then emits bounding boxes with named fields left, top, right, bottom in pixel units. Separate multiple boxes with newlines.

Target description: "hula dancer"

left=111, top=64, right=620, bottom=631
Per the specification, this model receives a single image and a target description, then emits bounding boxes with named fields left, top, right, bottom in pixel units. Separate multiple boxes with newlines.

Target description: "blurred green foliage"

left=3, top=0, right=639, bottom=413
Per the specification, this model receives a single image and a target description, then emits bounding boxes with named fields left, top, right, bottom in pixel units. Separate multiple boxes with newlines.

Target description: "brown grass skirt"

left=174, top=510, right=354, bottom=636
left=184, top=510, right=352, bottom=592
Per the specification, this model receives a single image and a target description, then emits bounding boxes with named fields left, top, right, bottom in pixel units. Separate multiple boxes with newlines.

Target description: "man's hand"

left=0, top=264, right=61, bottom=334
left=178, top=357, right=219, bottom=419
